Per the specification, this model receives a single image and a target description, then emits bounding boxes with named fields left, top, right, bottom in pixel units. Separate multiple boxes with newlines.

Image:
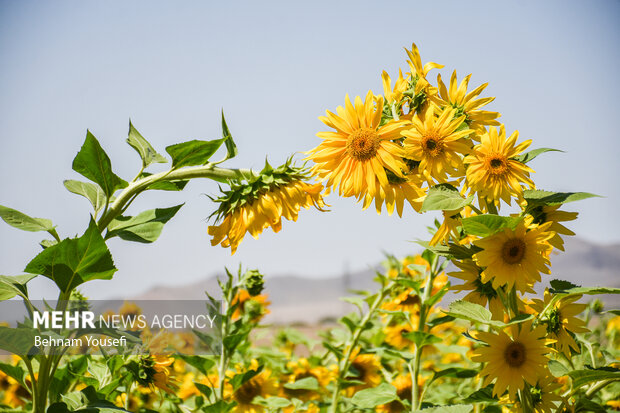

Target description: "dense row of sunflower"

left=0, top=42, right=619, bottom=413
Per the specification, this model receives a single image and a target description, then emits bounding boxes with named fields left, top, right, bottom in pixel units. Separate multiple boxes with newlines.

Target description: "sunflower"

left=377, top=375, right=414, bottom=413
left=306, top=91, right=408, bottom=201
left=526, top=205, right=578, bottom=251
left=208, top=161, right=326, bottom=254
left=404, top=42, right=443, bottom=113
left=471, top=321, right=552, bottom=400
left=433, top=71, right=501, bottom=134
left=382, top=69, right=408, bottom=110
left=402, top=105, right=472, bottom=184
left=383, top=289, right=422, bottom=314
left=464, top=125, right=534, bottom=208
left=430, top=205, right=474, bottom=246
left=232, top=289, right=270, bottom=322
left=449, top=259, right=504, bottom=320
left=281, top=358, right=331, bottom=402
left=527, top=374, right=563, bottom=413
left=362, top=172, right=425, bottom=217
left=345, top=350, right=383, bottom=396
left=384, top=323, right=415, bottom=350
left=530, top=290, right=588, bottom=357
left=226, top=360, right=278, bottom=413
left=473, top=221, right=554, bottom=293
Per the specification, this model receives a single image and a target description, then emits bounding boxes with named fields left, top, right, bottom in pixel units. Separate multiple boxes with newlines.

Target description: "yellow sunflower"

left=464, top=125, right=534, bottom=208
left=449, top=259, right=504, bottom=320
left=226, top=362, right=278, bottom=413
left=433, top=71, right=501, bottom=134
left=362, top=172, right=425, bottom=217
left=383, top=289, right=422, bottom=315
left=402, top=105, right=472, bottom=184
left=384, top=323, right=415, bottom=350
left=471, top=321, right=552, bottom=400
left=208, top=162, right=326, bottom=254
left=526, top=205, right=578, bottom=251
left=281, top=358, right=332, bottom=402
left=404, top=42, right=443, bottom=112
left=231, top=289, right=271, bottom=322
left=345, top=350, right=383, bottom=396
left=528, top=373, right=563, bottom=413
left=382, top=69, right=408, bottom=109
left=473, top=221, right=554, bottom=293
left=306, top=91, right=408, bottom=201
left=530, top=290, right=588, bottom=357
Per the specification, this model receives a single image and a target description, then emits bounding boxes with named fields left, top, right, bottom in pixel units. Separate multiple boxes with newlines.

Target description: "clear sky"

left=1, top=0, right=619, bottom=300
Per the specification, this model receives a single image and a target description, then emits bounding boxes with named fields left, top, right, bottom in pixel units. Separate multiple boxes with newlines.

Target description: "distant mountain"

left=130, top=237, right=619, bottom=324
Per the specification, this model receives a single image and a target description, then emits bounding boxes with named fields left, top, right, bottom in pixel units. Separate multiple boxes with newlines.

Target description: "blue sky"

left=1, top=1, right=619, bottom=299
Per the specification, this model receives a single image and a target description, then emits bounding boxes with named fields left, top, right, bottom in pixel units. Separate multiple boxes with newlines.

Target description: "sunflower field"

left=1, top=42, right=619, bottom=413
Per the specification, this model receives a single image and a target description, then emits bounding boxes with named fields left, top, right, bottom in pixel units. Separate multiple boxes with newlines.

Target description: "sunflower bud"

left=243, top=269, right=264, bottom=296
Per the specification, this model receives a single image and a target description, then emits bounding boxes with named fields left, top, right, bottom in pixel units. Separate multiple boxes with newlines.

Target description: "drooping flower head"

left=208, top=160, right=326, bottom=254
left=306, top=91, right=408, bottom=201
left=526, top=205, right=578, bottom=251
left=449, top=259, right=504, bottom=320
left=473, top=221, right=554, bottom=293
left=344, top=349, right=383, bottom=396
left=402, top=105, right=472, bottom=185
left=225, top=359, right=278, bottom=413
left=464, top=125, right=534, bottom=209
left=433, top=71, right=501, bottom=134
left=471, top=321, right=552, bottom=400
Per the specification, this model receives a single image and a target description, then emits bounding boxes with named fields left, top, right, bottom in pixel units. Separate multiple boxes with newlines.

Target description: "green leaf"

left=24, top=218, right=117, bottom=293
left=427, top=315, right=456, bottom=328
left=551, top=285, right=620, bottom=296
left=165, top=139, right=227, bottom=169
left=252, top=396, right=291, bottom=409
left=72, top=131, right=126, bottom=198
left=64, top=180, right=107, bottom=213
left=105, top=204, right=183, bottom=243
left=202, top=400, right=236, bottom=413
left=421, top=184, right=473, bottom=212
left=415, top=241, right=481, bottom=260
left=194, top=382, right=213, bottom=398
left=462, top=386, right=497, bottom=404
left=177, top=355, right=216, bottom=376
left=0, top=274, right=36, bottom=300
left=127, top=121, right=167, bottom=168
left=402, top=331, right=442, bottom=348
left=229, top=366, right=262, bottom=391
left=523, top=190, right=600, bottom=206
left=567, top=368, right=620, bottom=388
left=283, top=376, right=319, bottom=391
left=549, top=279, right=580, bottom=292
left=431, top=367, right=478, bottom=384
left=548, top=360, right=569, bottom=377
left=445, top=301, right=532, bottom=328
left=351, top=383, right=397, bottom=408
left=461, top=215, right=522, bottom=237
left=511, top=147, right=563, bottom=163
left=0, top=205, right=55, bottom=233
left=413, top=405, right=473, bottom=413
left=146, top=179, right=189, bottom=191
left=221, top=111, right=238, bottom=160
left=0, top=326, right=38, bottom=356
left=0, top=361, right=28, bottom=388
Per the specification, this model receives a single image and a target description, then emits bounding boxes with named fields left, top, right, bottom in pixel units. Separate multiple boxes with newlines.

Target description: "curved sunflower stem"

left=328, top=280, right=392, bottom=413
left=96, top=165, right=253, bottom=233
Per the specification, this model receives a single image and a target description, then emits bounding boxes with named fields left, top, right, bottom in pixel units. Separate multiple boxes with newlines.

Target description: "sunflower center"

left=501, top=238, right=526, bottom=265
left=235, top=377, right=262, bottom=404
left=350, top=361, right=367, bottom=381
left=401, top=294, right=421, bottom=306
left=504, top=342, right=527, bottom=368
left=347, top=128, right=380, bottom=161
left=422, top=134, right=443, bottom=157
left=486, top=154, right=508, bottom=175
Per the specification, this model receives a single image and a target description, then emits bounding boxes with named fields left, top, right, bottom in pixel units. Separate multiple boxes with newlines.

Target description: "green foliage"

left=72, top=131, right=126, bottom=198
left=523, top=189, right=600, bottom=206
left=445, top=300, right=532, bottom=329
left=420, top=184, right=473, bottom=212
left=105, top=204, right=184, bottom=243
left=283, top=376, right=319, bottom=391
left=0, top=274, right=36, bottom=300
left=165, top=138, right=227, bottom=168
left=0, top=326, right=38, bottom=356
left=24, top=218, right=117, bottom=293
left=351, top=383, right=397, bottom=408
left=126, top=121, right=167, bottom=168
left=511, top=147, right=563, bottom=163
left=461, top=214, right=522, bottom=237
left=64, top=180, right=107, bottom=214
left=567, top=367, right=620, bottom=388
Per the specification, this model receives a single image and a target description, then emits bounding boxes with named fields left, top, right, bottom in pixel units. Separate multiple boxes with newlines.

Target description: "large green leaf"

left=0, top=326, right=38, bottom=356
left=523, top=190, right=600, bottom=206
left=461, top=215, right=522, bottom=237
left=421, top=184, right=473, bottom=212
left=567, top=368, right=620, bottom=388
left=511, top=147, right=563, bottom=163
left=105, top=204, right=183, bottom=243
left=413, top=405, right=473, bottom=413
left=351, top=383, right=397, bottom=408
left=126, top=121, right=167, bottom=168
left=24, top=219, right=117, bottom=293
left=165, top=138, right=227, bottom=169
left=0, top=274, right=37, bottom=300
left=64, top=180, right=107, bottom=213
left=283, top=376, right=319, bottom=391
left=72, top=131, right=126, bottom=198
left=0, top=205, right=55, bottom=233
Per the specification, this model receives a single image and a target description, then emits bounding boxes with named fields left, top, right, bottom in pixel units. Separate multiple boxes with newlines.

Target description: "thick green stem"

left=97, top=165, right=253, bottom=232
